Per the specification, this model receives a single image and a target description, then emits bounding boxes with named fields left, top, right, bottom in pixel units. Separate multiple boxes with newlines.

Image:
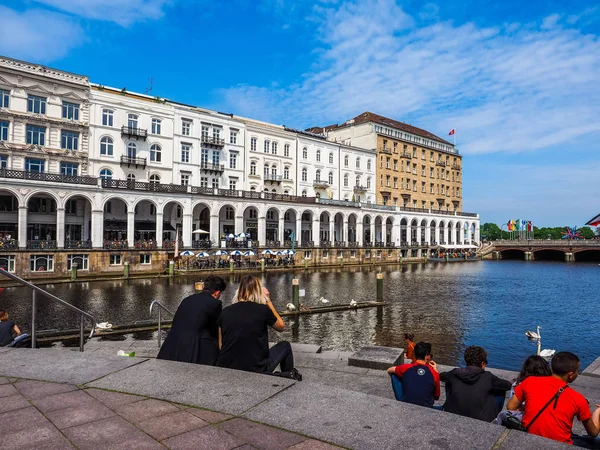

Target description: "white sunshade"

left=439, top=244, right=478, bottom=249
left=192, top=229, right=209, bottom=234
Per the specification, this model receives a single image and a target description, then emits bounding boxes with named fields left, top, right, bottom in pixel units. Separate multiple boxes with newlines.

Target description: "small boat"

left=96, top=322, right=113, bottom=331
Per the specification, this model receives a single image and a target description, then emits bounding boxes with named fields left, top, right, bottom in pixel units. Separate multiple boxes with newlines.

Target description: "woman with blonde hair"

left=216, top=275, right=297, bottom=376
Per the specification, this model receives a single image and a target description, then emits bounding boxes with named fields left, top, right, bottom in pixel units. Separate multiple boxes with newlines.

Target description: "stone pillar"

left=565, top=252, right=574, bottom=262
left=370, top=222, right=375, bottom=245
left=18, top=206, right=27, bottom=249
left=258, top=216, right=266, bottom=247
left=127, top=210, right=135, bottom=248
left=357, top=221, right=364, bottom=246
left=234, top=214, right=244, bottom=236
left=425, top=225, right=431, bottom=246
left=448, top=223, right=454, bottom=245
left=525, top=251, right=533, bottom=261
left=155, top=212, right=164, bottom=248
left=416, top=226, right=421, bottom=245
left=312, top=219, right=320, bottom=247
left=474, top=226, right=480, bottom=244
left=83, top=207, right=91, bottom=241
left=182, top=213, right=192, bottom=248
left=278, top=216, right=285, bottom=244
left=329, top=220, right=334, bottom=243
left=295, top=216, right=302, bottom=245
left=56, top=207, right=65, bottom=249
left=210, top=214, right=220, bottom=245
left=458, top=225, right=464, bottom=245
left=342, top=221, right=348, bottom=244
left=91, top=210, right=103, bottom=248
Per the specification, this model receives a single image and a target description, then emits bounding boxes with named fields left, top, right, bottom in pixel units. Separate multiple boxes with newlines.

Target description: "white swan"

left=525, top=330, right=540, bottom=340
left=540, top=349, right=555, bottom=358
left=286, top=303, right=297, bottom=311
left=97, top=322, right=113, bottom=331
left=319, top=297, right=330, bottom=304
left=350, top=299, right=358, bottom=307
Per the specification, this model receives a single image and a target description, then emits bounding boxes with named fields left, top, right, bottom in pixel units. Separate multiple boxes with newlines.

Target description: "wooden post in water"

left=124, top=261, right=130, bottom=278
left=229, top=260, right=234, bottom=273
left=292, top=278, right=300, bottom=310
left=70, top=263, right=78, bottom=281
left=168, top=261, right=174, bottom=276
left=376, top=272, right=384, bottom=302
left=261, top=259, right=265, bottom=272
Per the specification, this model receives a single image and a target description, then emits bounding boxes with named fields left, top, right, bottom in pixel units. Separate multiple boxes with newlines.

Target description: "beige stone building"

left=308, top=112, right=463, bottom=212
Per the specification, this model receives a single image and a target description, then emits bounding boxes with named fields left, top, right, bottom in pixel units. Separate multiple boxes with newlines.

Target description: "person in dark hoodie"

left=440, top=345, right=512, bottom=422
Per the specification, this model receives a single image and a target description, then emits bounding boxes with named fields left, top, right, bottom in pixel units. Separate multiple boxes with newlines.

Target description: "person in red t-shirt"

left=387, top=342, right=440, bottom=408
left=507, top=352, right=600, bottom=446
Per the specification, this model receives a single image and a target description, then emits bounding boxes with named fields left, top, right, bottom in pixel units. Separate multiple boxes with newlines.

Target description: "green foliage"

left=481, top=222, right=501, bottom=240
left=580, top=227, right=595, bottom=239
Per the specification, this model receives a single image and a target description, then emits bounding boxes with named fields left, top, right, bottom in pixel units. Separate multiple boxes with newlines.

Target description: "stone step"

left=348, top=346, right=404, bottom=370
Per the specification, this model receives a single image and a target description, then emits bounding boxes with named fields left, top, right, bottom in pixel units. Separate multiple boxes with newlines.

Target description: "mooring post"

left=195, top=281, right=204, bottom=291
left=229, top=260, right=234, bottom=273
left=261, top=258, right=265, bottom=272
left=124, top=261, right=130, bottom=278
left=340, top=256, right=344, bottom=267
left=376, top=272, right=384, bottom=302
left=304, top=258, right=308, bottom=270
left=70, top=262, right=78, bottom=281
left=292, top=278, right=300, bottom=310
left=168, top=260, right=174, bottom=276
left=445, top=253, right=449, bottom=262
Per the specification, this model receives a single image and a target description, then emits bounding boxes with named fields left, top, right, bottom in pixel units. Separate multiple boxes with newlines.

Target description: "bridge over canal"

left=488, top=240, right=600, bottom=262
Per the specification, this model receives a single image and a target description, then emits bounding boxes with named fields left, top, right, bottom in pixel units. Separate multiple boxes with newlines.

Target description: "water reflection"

left=2, top=261, right=599, bottom=370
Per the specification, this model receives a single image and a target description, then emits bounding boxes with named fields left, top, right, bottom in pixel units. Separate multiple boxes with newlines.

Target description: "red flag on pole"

left=448, top=129, right=455, bottom=136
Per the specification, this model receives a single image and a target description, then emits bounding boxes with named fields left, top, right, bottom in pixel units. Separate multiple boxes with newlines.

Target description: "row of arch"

left=0, top=188, right=479, bottom=249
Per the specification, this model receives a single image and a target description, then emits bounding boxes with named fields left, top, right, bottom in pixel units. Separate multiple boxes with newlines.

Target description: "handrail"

left=0, top=268, right=96, bottom=351
left=149, top=300, right=175, bottom=348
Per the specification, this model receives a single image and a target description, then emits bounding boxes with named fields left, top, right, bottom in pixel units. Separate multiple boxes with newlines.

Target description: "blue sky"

left=1, top=0, right=599, bottom=227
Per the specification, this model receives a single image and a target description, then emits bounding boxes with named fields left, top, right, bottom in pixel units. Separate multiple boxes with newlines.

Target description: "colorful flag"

left=515, top=219, right=521, bottom=231
left=528, top=221, right=533, bottom=232
left=507, top=220, right=512, bottom=231
left=449, top=129, right=455, bottom=136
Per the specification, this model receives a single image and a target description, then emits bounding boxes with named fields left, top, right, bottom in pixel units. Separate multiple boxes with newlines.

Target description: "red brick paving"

left=0, top=378, right=344, bottom=449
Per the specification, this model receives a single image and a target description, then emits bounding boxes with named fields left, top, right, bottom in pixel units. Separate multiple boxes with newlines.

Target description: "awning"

left=439, top=244, right=478, bottom=249
left=134, top=221, right=156, bottom=231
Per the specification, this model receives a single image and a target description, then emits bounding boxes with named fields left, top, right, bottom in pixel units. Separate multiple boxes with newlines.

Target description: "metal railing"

left=0, top=268, right=96, bottom=351
left=150, top=300, right=175, bottom=348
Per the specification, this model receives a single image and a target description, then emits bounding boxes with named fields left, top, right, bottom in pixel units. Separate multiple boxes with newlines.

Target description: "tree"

left=580, top=227, right=595, bottom=239
left=481, top=222, right=501, bottom=240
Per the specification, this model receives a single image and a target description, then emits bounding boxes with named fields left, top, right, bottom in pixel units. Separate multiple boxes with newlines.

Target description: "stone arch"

left=26, top=190, right=60, bottom=245
left=319, top=211, right=331, bottom=243
left=362, top=214, right=372, bottom=244
left=347, top=213, right=358, bottom=243
left=218, top=203, right=237, bottom=239
left=334, top=212, right=344, bottom=243
left=63, top=193, right=94, bottom=247
left=400, top=218, right=408, bottom=244
left=266, top=206, right=280, bottom=243
left=283, top=208, right=297, bottom=243
left=374, top=215, right=384, bottom=244
left=0, top=188, right=22, bottom=244
left=385, top=216, right=394, bottom=244
left=300, top=209, right=314, bottom=244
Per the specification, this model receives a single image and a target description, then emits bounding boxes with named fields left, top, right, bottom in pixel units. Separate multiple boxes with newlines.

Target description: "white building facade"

left=0, top=56, right=480, bottom=276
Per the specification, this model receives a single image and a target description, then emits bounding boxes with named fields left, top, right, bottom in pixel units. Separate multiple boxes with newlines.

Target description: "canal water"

left=1, top=261, right=598, bottom=371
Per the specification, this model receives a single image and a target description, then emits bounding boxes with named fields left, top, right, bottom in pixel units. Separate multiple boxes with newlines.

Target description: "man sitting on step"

left=387, top=342, right=440, bottom=408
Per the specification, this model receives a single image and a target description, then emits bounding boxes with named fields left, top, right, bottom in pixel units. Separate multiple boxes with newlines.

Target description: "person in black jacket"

left=440, top=346, right=511, bottom=422
left=157, top=275, right=226, bottom=365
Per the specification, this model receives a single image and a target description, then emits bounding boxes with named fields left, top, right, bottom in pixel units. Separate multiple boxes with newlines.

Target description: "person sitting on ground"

left=440, top=345, right=512, bottom=422
left=404, top=333, right=416, bottom=362
left=494, top=355, right=552, bottom=424
left=387, top=341, right=440, bottom=408
left=506, top=352, right=600, bottom=447
left=157, top=275, right=226, bottom=365
left=0, top=309, right=22, bottom=347
left=216, top=275, right=300, bottom=378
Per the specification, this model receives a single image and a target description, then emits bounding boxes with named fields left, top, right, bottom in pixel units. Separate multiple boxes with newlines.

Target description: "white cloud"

left=219, top=0, right=600, bottom=156
left=0, top=6, right=83, bottom=62
left=33, top=0, right=172, bottom=26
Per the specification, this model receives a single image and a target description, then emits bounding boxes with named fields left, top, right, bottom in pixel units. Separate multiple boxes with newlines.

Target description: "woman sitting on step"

left=0, top=309, right=25, bottom=347
left=216, top=275, right=300, bottom=379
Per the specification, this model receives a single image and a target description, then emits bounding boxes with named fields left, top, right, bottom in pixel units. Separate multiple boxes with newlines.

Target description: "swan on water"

left=539, top=349, right=555, bottom=358
left=525, top=330, right=540, bottom=340
left=350, top=299, right=358, bottom=307
left=526, top=325, right=555, bottom=358
left=96, top=322, right=113, bottom=331
left=319, top=297, right=330, bottom=304
left=286, top=303, right=297, bottom=311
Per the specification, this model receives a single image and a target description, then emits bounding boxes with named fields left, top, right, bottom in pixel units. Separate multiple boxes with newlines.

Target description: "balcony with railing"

left=201, top=135, right=225, bottom=147
left=436, top=160, right=447, bottom=167
left=27, top=240, right=57, bottom=250
left=452, top=163, right=461, bottom=170
left=334, top=241, right=346, bottom=248
left=379, top=147, right=392, bottom=154
left=400, top=151, right=413, bottom=159
left=121, top=126, right=148, bottom=140
left=0, top=169, right=97, bottom=185
left=313, top=179, right=330, bottom=189
left=0, top=239, right=18, bottom=250
left=192, top=240, right=213, bottom=249
left=65, top=240, right=92, bottom=249
left=104, top=240, right=128, bottom=249
left=120, top=155, right=147, bottom=169
left=264, top=174, right=283, bottom=184
left=200, top=162, right=225, bottom=174
left=353, top=185, right=367, bottom=194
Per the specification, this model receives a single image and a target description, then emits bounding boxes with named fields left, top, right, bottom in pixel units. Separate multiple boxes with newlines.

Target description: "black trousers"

left=267, top=341, right=294, bottom=372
